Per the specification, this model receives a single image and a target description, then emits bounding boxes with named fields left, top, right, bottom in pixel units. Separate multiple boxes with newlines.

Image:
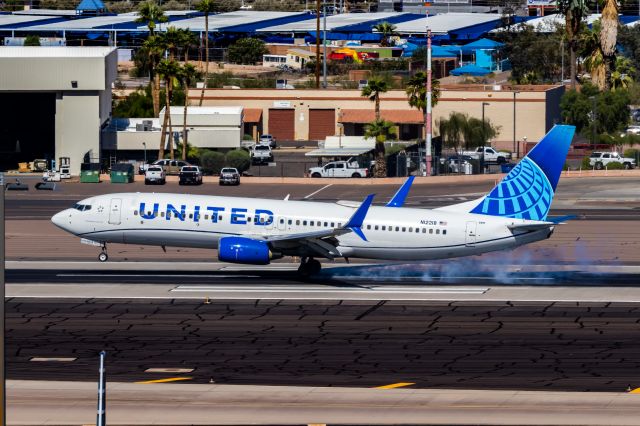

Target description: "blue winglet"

left=344, top=193, right=375, bottom=241
left=386, top=176, right=415, bottom=207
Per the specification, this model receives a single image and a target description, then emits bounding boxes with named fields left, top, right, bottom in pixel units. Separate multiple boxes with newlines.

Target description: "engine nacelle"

left=218, top=237, right=270, bottom=265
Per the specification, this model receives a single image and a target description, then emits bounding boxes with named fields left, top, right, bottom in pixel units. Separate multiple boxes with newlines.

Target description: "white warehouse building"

left=104, top=106, right=244, bottom=155
left=0, top=46, right=117, bottom=175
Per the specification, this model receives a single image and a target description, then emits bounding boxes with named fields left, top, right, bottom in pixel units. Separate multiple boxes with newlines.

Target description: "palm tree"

left=557, top=0, right=589, bottom=88
left=361, top=78, right=389, bottom=120
left=196, top=0, right=216, bottom=106
left=178, top=28, right=198, bottom=63
left=373, top=21, right=397, bottom=47
left=406, top=71, right=441, bottom=113
left=611, top=56, right=635, bottom=90
left=163, top=26, right=182, bottom=60
left=365, top=119, right=397, bottom=178
left=135, top=0, right=167, bottom=36
left=157, top=59, right=181, bottom=160
left=142, top=34, right=165, bottom=118
left=600, top=0, right=619, bottom=90
left=179, top=63, right=199, bottom=161
left=581, top=24, right=606, bottom=90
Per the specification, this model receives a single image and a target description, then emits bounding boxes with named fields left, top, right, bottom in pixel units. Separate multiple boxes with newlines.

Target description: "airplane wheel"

left=308, top=259, right=321, bottom=275
left=98, top=252, right=108, bottom=262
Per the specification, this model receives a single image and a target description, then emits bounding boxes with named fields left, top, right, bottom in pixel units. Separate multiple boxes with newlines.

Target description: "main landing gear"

left=298, top=257, right=321, bottom=276
left=98, top=244, right=108, bottom=262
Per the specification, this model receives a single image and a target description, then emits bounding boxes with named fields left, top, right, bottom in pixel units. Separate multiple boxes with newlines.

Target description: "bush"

left=385, top=144, right=407, bottom=157
left=199, top=150, right=225, bottom=175
left=225, top=149, right=251, bottom=172
left=606, top=161, right=625, bottom=170
left=227, top=38, right=268, bottom=65
left=581, top=156, right=592, bottom=170
left=24, top=35, right=40, bottom=46
left=243, top=133, right=254, bottom=141
left=624, top=148, right=640, bottom=159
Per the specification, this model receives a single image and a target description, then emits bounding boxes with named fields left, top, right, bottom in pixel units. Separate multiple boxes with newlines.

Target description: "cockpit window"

left=73, top=203, right=92, bottom=212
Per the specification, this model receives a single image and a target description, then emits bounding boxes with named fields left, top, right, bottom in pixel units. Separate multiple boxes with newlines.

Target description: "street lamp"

left=481, top=102, right=490, bottom=173
left=513, top=91, right=520, bottom=158
left=142, top=142, right=147, bottom=165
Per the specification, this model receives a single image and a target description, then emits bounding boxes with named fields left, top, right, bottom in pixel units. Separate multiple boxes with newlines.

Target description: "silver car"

left=219, top=167, right=240, bottom=185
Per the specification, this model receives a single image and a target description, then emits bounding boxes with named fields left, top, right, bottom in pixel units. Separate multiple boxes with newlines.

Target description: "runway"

left=6, top=262, right=640, bottom=392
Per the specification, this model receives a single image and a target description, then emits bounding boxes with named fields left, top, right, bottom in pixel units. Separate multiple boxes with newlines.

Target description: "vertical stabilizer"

left=469, top=124, right=575, bottom=221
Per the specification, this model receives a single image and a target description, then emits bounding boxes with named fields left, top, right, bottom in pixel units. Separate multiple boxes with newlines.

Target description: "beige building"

left=0, top=46, right=117, bottom=175
left=189, top=84, right=565, bottom=153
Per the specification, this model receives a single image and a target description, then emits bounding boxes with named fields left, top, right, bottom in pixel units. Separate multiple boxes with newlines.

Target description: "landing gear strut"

left=98, top=244, right=108, bottom=262
left=298, top=257, right=321, bottom=276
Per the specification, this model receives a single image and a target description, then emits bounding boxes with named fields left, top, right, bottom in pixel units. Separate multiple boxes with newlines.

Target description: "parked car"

left=251, top=144, right=274, bottom=165
left=461, top=147, right=512, bottom=164
left=179, top=166, right=203, bottom=185
left=308, top=160, right=369, bottom=178
left=445, top=155, right=474, bottom=174
left=626, top=125, right=640, bottom=135
left=589, top=151, right=636, bottom=169
left=152, top=159, right=191, bottom=175
left=219, top=167, right=241, bottom=186
left=259, top=134, right=277, bottom=148
left=144, top=166, right=166, bottom=185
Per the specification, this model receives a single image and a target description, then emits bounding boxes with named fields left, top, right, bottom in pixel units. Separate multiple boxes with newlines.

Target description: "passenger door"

left=465, top=221, right=477, bottom=247
left=109, top=198, right=122, bottom=225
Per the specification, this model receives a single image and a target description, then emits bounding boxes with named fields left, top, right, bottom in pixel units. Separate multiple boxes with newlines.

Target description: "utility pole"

left=425, top=28, right=433, bottom=176
left=322, top=3, right=327, bottom=88
left=482, top=102, right=489, bottom=173
left=315, top=0, right=321, bottom=89
left=513, top=91, right=519, bottom=158
left=0, top=172, right=4, bottom=426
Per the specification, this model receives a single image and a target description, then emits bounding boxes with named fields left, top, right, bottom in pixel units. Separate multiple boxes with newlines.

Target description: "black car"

left=179, top=166, right=203, bottom=185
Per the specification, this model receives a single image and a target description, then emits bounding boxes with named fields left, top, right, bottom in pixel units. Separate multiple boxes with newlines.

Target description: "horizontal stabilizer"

left=507, top=222, right=555, bottom=231
left=386, top=176, right=415, bottom=207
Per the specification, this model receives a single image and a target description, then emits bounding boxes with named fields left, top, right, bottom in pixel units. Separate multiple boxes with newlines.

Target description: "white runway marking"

left=304, top=184, right=333, bottom=199
left=171, top=285, right=489, bottom=294
left=56, top=274, right=259, bottom=278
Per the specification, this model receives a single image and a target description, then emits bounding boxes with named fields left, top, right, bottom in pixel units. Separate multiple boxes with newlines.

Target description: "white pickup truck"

left=308, top=160, right=369, bottom=178
left=461, top=147, right=512, bottom=164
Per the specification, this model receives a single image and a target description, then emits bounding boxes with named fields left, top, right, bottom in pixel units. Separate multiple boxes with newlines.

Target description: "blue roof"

left=401, top=43, right=458, bottom=58
left=219, top=12, right=314, bottom=33
left=306, top=31, right=381, bottom=41
left=332, top=12, right=423, bottom=32
left=450, top=64, right=491, bottom=76
left=461, top=37, right=503, bottom=53
left=76, top=0, right=105, bottom=11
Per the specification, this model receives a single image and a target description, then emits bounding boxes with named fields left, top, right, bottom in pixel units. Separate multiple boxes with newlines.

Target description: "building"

left=191, top=84, right=565, bottom=153
left=103, top=106, right=245, bottom=161
left=0, top=46, right=117, bottom=175
left=286, top=48, right=317, bottom=70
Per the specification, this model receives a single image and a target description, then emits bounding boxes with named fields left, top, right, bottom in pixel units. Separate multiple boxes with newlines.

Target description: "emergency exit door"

left=465, top=221, right=477, bottom=247
left=109, top=198, right=122, bottom=225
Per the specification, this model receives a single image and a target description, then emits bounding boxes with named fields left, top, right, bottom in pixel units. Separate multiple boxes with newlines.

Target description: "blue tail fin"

left=469, top=124, right=575, bottom=221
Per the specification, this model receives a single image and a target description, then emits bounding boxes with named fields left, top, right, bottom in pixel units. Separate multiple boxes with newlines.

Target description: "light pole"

left=315, top=0, right=321, bottom=89
left=590, top=95, right=597, bottom=146
left=425, top=27, right=433, bottom=176
left=481, top=102, right=489, bottom=173
left=0, top=172, right=4, bottom=426
left=513, top=91, right=519, bottom=158
left=142, top=141, right=147, bottom=165
left=322, top=3, right=327, bottom=89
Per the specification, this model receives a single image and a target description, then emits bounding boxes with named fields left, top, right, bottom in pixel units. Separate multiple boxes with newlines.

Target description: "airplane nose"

left=51, top=210, right=70, bottom=231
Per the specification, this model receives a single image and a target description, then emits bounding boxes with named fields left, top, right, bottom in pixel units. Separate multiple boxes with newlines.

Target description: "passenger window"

left=219, top=215, right=223, bottom=220
left=436, top=229, right=440, bottom=234
left=415, top=228, right=419, bottom=233
left=374, top=225, right=378, bottom=230
left=324, top=222, right=328, bottom=227
left=422, top=228, right=426, bottom=233
left=395, top=226, right=399, bottom=231
left=288, top=219, right=292, bottom=225
left=429, top=229, right=433, bottom=234
left=189, top=213, right=193, bottom=219
left=409, top=227, right=413, bottom=232
left=280, top=219, right=284, bottom=224
left=296, top=220, right=300, bottom=225
left=402, top=227, right=406, bottom=232
left=443, top=229, right=447, bottom=235
left=310, top=221, right=315, bottom=226
left=247, top=217, right=252, bottom=222
left=366, top=225, right=371, bottom=230
left=303, top=220, right=307, bottom=226
left=147, top=212, right=151, bottom=217
left=338, top=223, right=342, bottom=227
left=205, top=215, right=209, bottom=220
left=134, top=211, right=138, bottom=216
left=331, top=222, right=335, bottom=227
left=167, top=213, right=171, bottom=218
left=161, top=212, right=165, bottom=217
left=382, top=225, right=386, bottom=231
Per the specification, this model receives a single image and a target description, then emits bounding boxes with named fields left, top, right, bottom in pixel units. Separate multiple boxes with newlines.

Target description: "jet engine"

left=218, top=236, right=271, bottom=265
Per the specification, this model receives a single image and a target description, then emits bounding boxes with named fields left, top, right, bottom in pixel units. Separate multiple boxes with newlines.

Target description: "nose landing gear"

left=98, top=244, right=108, bottom=262
left=298, top=257, right=321, bottom=277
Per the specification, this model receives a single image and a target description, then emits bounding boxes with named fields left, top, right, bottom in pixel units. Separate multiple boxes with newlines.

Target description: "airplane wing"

left=246, top=194, right=375, bottom=259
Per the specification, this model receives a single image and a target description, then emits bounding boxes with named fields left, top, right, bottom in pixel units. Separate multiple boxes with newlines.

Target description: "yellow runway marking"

left=135, top=377, right=193, bottom=384
left=375, top=382, right=415, bottom=390
left=630, top=388, right=640, bottom=393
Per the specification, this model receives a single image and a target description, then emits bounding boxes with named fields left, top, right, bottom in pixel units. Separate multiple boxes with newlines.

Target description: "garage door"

left=268, top=109, right=295, bottom=141
left=308, top=109, right=336, bottom=141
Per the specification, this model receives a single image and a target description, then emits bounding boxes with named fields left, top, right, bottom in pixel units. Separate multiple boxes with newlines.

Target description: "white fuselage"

left=52, top=193, right=553, bottom=261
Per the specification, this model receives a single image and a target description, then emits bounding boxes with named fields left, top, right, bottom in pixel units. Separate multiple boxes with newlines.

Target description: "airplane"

left=51, top=124, right=575, bottom=276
